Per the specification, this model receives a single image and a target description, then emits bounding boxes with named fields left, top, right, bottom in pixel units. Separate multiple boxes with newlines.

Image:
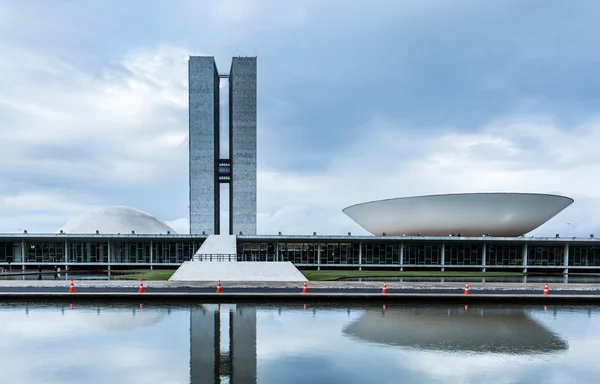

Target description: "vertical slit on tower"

left=213, top=62, right=220, bottom=235
left=229, top=65, right=234, bottom=236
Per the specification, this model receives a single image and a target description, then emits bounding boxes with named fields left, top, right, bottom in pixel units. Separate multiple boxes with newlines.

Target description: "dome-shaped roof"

left=58, top=206, right=176, bottom=234
left=343, top=193, right=574, bottom=237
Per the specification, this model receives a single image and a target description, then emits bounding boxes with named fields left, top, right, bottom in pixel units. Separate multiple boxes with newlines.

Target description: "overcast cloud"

left=0, top=0, right=599, bottom=236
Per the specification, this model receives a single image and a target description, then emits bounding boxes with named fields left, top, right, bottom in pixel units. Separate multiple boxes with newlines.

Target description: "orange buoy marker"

left=68, top=280, right=76, bottom=293
left=382, top=282, right=388, bottom=294
left=138, top=280, right=145, bottom=293
left=216, top=280, right=223, bottom=293
left=543, top=283, right=549, bottom=295
left=464, top=282, right=470, bottom=295
left=302, top=281, right=308, bottom=294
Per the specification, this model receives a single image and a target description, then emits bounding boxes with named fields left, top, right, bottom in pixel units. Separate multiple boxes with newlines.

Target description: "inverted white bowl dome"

left=342, top=193, right=573, bottom=237
left=343, top=307, right=567, bottom=354
left=58, top=206, right=176, bottom=234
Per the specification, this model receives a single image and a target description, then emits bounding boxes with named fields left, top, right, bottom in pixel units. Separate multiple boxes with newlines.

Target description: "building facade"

left=189, top=56, right=257, bottom=236
left=0, top=234, right=599, bottom=274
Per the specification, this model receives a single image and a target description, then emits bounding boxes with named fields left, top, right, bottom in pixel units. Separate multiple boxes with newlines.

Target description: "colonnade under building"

left=0, top=235, right=598, bottom=273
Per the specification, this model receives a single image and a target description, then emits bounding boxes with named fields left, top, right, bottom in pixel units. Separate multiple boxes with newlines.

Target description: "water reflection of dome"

left=73, top=309, right=167, bottom=331
left=343, top=307, right=568, bottom=354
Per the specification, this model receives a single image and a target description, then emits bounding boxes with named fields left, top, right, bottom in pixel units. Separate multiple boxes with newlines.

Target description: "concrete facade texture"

left=229, top=57, right=257, bottom=236
left=188, top=55, right=257, bottom=236
left=189, top=56, right=220, bottom=235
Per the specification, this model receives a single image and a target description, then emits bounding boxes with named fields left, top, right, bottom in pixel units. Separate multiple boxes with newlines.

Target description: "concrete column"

left=275, top=241, right=279, bottom=262
left=440, top=243, right=445, bottom=272
left=150, top=240, right=153, bottom=270
left=107, top=239, right=111, bottom=278
left=522, top=243, right=528, bottom=274
left=64, top=240, right=69, bottom=271
left=358, top=242, right=362, bottom=271
left=21, top=240, right=25, bottom=272
left=399, top=243, right=404, bottom=272
left=64, top=240, right=68, bottom=271
left=482, top=243, right=487, bottom=272
left=317, top=244, right=321, bottom=271
left=563, top=243, right=569, bottom=275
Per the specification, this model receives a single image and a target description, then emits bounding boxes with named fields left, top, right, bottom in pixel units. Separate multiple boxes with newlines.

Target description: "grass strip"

left=301, top=270, right=524, bottom=281
left=111, top=269, right=177, bottom=281
left=111, top=269, right=524, bottom=282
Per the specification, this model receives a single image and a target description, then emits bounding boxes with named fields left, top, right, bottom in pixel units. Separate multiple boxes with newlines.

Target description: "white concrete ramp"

left=169, top=261, right=306, bottom=282
left=169, top=234, right=306, bottom=282
left=193, top=234, right=237, bottom=257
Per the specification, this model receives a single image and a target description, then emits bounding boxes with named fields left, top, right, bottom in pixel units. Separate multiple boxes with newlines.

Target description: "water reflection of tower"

left=190, top=305, right=257, bottom=384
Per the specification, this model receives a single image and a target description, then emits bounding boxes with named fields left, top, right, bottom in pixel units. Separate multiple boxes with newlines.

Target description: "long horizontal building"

left=0, top=233, right=598, bottom=274
left=1, top=195, right=596, bottom=274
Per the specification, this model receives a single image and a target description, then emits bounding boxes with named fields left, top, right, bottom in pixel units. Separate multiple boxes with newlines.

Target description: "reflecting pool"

left=2, top=302, right=600, bottom=383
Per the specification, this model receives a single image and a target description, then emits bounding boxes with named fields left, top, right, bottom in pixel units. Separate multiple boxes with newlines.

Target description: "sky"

left=0, top=0, right=599, bottom=236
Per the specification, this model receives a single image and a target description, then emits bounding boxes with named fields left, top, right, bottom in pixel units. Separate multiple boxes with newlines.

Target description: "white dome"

left=59, top=206, right=176, bottom=234
left=343, top=193, right=574, bottom=237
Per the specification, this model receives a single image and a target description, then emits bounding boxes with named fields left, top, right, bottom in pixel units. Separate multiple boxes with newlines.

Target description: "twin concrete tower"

left=188, top=56, right=257, bottom=235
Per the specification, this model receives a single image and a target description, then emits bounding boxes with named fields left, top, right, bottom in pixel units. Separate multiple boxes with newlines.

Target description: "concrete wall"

left=189, top=56, right=220, bottom=235
left=229, top=57, right=257, bottom=235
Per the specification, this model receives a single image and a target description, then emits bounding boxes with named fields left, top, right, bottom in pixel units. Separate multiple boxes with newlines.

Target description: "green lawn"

left=300, top=270, right=524, bottom=281
left=109, top=268, right=524, bottom=282
left=111, top=269, right=177, bottom=281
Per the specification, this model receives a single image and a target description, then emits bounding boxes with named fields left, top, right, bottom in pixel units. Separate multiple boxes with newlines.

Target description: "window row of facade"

left=0, top=241, right=201, bottom=264
left=0, top=240, right=598, bottom=267
left=237, top=242, right=600, bottom=267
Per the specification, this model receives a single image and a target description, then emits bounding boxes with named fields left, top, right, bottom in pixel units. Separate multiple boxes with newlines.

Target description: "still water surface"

left=1, top=302, right=599, bottom=383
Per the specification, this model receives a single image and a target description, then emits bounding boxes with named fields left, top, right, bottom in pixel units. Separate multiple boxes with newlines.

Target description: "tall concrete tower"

left=189, top=56, right=257, bottom=235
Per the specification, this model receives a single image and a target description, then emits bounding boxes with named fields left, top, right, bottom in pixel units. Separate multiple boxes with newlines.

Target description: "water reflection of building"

left=190, top=305, right=257, bottom=384
left=343, top=307, right=568, bottom=354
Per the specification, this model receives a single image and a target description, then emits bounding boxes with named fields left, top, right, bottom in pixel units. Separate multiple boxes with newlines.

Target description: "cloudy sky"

left=1, top=0, right=599, bottom=236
